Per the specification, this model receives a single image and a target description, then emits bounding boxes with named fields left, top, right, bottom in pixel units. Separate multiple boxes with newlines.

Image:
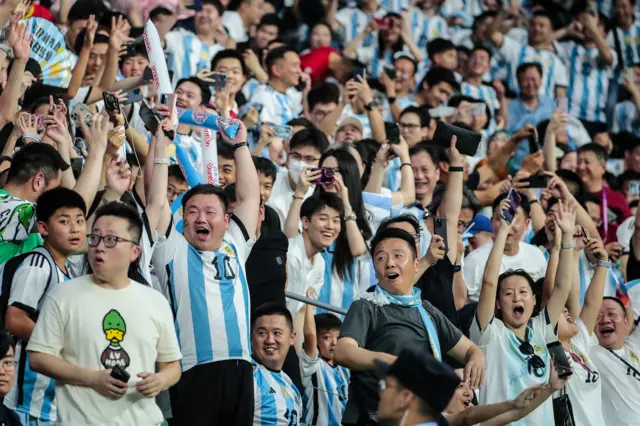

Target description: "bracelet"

left=293, top=195, right=304, bottom=201
left=0, top=43, right=12, bottom=57
left=560, top=242, right=576, bottom=250
left=22, top=134, right=41, bottom=143
left=453, top=264, right=462, bottom=273
left=153, top=157, right=170, bottom=165
left=449, top=166, right=464, bottom=172
left=400, top=162, right=412, bottom=169
left=232, top=142, right=249, bottom=151
left=529, top=199, right=539, bottom=205
left=387, top=96, right=397, bottom=104
left=596, top=259, right=612, bottom=269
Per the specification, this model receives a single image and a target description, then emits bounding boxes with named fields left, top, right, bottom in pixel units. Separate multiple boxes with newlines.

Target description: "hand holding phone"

left=501, top=189, right=522, bottom=224
left=110, top=365, right=130, bottom=383
left=308, top=167, right=335, bottom=184
left=103, top=92, right=120, bottom=113
left=268, top=124, right=293, bottom=139
left=528, top=133, right=541, bottom=153
left=385, top=122, right=400, bottom=145
left=547, top=341, right=573, bottom=379
left=434, top=217, right=448, bottom=254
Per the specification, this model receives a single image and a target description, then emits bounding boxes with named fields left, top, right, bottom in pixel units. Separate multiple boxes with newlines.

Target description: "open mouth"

left=93, top=256, right=105, bottom=265
left=463, top=400, right=471, bottom=409
left=599, top=327, right=615, bottom=336
left=263, top=346, right=277, bottom=355
left=513, top=306, right=525, bottom=317
left=386, top=272, right=400, bottom=280
left=195, top=226, right=210, bottom=237
left=321, top=231, right=334, bottom=239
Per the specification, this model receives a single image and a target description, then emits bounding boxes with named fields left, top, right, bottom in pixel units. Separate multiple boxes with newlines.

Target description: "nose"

left=264, top=332, right=276, bottom=344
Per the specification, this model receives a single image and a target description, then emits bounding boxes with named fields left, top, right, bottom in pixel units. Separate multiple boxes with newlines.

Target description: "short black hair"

left=211, top=49, right=248, bottom=76
left=74, top=30, right=109, bottom=54
left=370, top=227, right=418, bottom=260
left=603, top=296, right=627, bottom=314
left=258, top=13, right=280, bottom=29
left=400, top=106, right=429, bottom=128
left=577, top=143, right=609, bottom=163
left=253, top=156, right=277, bottom=183
left=472, top=11, right=497, bottom=31
left=287, top=117, right=316, bottom=129
left=168, top=165, right=187, bottom=183
left=265, top=45, right=297, bottom=76
left=470, top=44, right=492, bottom=60
left=93, top=201, right=142, bottom=244
left=175, top=77, right=211, bottom=106
left=493, top=191, right=531, bottom=218
left=217, top=140, right=234, bottom=161
left=36, top=188, right=87, bottom=224
left=421, top=67, right=459, bottom=92
left=68, top=0, right=107, bottom=23
left=202, top=0, right=224, bottom=16
left=149, top=6, right=173, bottom=20
left=427, top=38, right=456, bottom=60
left=182, top=184, right=229, bottom=213
left=618, top=170, right=640, bottom=187
left=7, top=143, right=69, bottom=186
left=409, top=142, right=442, bottom=166
left=0, top=330, right=14, bottom=359
left=315, top=313, right=342, bottom=334
left=377, top=214, right=420, bottom=235
left=516, top=62, right=543, bottom=81
left=308, top=82, right=340, bottom=111
left=532, top=9, right=557, bottom=29
left=301, top=192, right=344, bottom=221
left=496, top=269, right=535, bottom=298
left=252, top=302, right=294, bottom=332
left=289, top=128, right=330, bottom=155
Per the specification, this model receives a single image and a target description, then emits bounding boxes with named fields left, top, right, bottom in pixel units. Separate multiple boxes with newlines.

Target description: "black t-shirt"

left=628, top=237, right=640, bottom=281
left=261, top=205, right=282, bottom=235
left=415, top=257, right=461, bottom=330
left=339, top=294, right=462, bottom=423
left=245, top=228, right=288, bottom=310
left=0, top=403, right=21, bottom=425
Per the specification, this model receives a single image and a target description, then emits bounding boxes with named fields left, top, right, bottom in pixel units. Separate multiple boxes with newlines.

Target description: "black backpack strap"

left=613, top=26, right=625, bottom=73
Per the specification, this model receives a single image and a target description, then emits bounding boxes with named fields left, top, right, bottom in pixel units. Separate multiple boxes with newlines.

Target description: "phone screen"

left=385, top=122, right=400, bottom=144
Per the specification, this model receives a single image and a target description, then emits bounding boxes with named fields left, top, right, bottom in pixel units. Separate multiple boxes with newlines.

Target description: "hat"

left=393, top=51, right=417, bottom=68
left=375, top=349, right=460, bottom=414
left=337, top=116, right=364, bottom=134
left=466, top=215, right=493, bottom=237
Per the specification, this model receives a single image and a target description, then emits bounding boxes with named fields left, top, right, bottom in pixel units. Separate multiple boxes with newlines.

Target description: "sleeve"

left=227, top=215, right=253, bottom=263
left=612, top=103, right=623, bottom=133
left=470, top=314, right=503, bottom=346
left=626, top=322, right=640, bottom=348
left=25, top=293, right=65, bottom=356
left=553, top=57, right=569, bottom=87
left=425, top=301, right=463, bottom=353
left=251, top=90, right=278, bottom=124
left=498, top=36, right=523, bottom=62
left=153, top=292, right=182, bottom=362
left=163, top=31, right=183, bottom=54
left=8, top=254, right=53, bottom=314
left=462, top=251, right=482, bottom=302
left=556, top=41, right=574, bottom=63
left=356, top=46, right=375, bottom=67
left=572, top=318, right=597, bottom=352
left=298, top=348, right=321, bottom=377
left=532, top=308, right=558, bottom=344
left=339, top=299, right=372, bottom=348
left=151, top=219, right=181, bottom=269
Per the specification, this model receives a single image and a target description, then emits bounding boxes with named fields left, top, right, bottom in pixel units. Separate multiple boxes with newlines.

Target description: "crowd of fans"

left=0, top=0, right=636, bottom=424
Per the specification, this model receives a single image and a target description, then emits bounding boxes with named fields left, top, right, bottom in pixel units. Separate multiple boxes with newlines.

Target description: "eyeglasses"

left=0, top=359, right=14, bottom=371
left=398, top=123, right=422, bottom=130
left=87, top=234, right=139, bottom=248
left=167, top=187, right=186, bottom=199
left=289, top=152, right=320, bottom=163
left=519, top=341, right=546, bottom=375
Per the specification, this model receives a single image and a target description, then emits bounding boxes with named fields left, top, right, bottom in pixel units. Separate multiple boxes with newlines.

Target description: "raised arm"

left=343, top=23, right=374, bottom=60
left=0, top=18, right=31, bottom=127
left=580, top=238, right=609, bottom=333
left=284, top=168, right=320, bottom=238
left=389, top=139, right=415, bottom=206
left=145, top=120, right=173, bottom=235
left=354, top=76, right=385, bottom=143
left=73, top=114, right=110, bottom=209
left=580, top=13, right=613, bottom=66
left=546, top=199, right=577, bottom=327
left=477, top=199, right=512, bottom=331
left=441, top=136, right=464, bottom=263
left=67, top=16, right=97, bottom=99
left=335, top=174, right=367, bottom=257
left=302, top=287, right=319, bottom=359
left=222, top=120, right=259, bottom=239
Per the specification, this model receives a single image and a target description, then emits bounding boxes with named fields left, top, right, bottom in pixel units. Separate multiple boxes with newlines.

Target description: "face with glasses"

left=0, top=347, right=15, bottom=395
left=468, top=49, right=490, bottom=78
left=167, top=176, right=189, bottom=204
left=309, top=102, right=337, bottom=128
left=287, top=146, right=322, bottom=185
left=399, top=112, right=427, bottom=146
left=88, top=216, right=141, bottom=280
left=596, top=299, right=628, bottom=349
left=496, top=275, right=535, bottom=329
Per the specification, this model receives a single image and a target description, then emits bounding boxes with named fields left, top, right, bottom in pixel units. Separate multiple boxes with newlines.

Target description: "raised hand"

left=83, top=15, right=98, bottom=50
left=354, top=75, right=374, bottom=105
left=43, top=115, right=72, bottom=149
left=80, top=114, right=109, bottom=156
left=105, top=158, right=132, bottom=196
left=295, top=167, right=321, bottom=197
left=218, top=119, right=247, bottom=146
left=426, top=234, right=445, bottom=266
left=7, top=19, right=32, bottom=61
left=17, top=113, right=42, bottom=142
left=553, top=199, right=577, bottom=236
left=585, top=238, right=608, bottom=261
left=109, top=15, right=132, bottom=51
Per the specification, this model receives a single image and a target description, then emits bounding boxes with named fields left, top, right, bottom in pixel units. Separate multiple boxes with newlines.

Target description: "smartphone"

left=121, top=88, right=143, bottom=105
left=373, top=17, right=389, bottom=29
left=143, top=66, right=154, bottom=83
left=528, top=133, right=541, bottom=153
left=353, top=67, right=367, bottom=80
left=434, top=217, right=448, bottom=254
left=501, top=188, right=522, bottom=224
left=383, top=64, right=396, bottom=80
left=308, top=167, right=335, bottom=184
left=110, top=365, right=130, bottom=383
left=525, top=174, right=548, bottom=188
left=71, top=104, right=92, bottom=126
left=385, top=122, right=400, bottom=145
left=471, top=103, right=485, bottom=117
left=295, top=77, right=307, bottom=92
left=139, top=101, right=160, bottom=135
left=70, top=157, right=83, bottom=175
left=103, top=92, right=120, bottom=113
left=160, top=93, right=177, bottom=122
left=547, top=341, right=573, bottom=378
left=556, top=97, right=568, bottom=114
left=268, top=124, right=293, bottom=139
left=206, top=73, right=227, bottom=89
left=630, top=180, right=640, bottom=196
left=429, top=106, right=456, bottom=118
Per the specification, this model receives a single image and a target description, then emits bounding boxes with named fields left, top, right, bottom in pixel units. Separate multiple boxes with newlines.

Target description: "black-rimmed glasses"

left=87, top=234, right=139, bottom=248
left=519, top=341, right=546, bottom=374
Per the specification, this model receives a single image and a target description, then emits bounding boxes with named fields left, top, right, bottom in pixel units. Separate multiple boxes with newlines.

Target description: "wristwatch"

left=596, top=259, right=612, bottom=269
left=344, top=212, right=357, bottom=222
left=364, top=101, right=377, bottom=111
left=453, top=265, right=462, bottom=273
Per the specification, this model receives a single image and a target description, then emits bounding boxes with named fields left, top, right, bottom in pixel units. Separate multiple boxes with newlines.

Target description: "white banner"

left=201, top=128, right=219, bottom=185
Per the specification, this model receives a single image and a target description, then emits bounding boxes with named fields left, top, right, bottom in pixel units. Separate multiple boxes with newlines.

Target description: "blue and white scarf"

left=371, top=285, right=442, bottom=360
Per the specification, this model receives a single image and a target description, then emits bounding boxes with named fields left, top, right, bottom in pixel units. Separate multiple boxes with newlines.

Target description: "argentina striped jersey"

left=410, top=9, right=449, bottom=50
left=253, top=362, right=302, bottom=426
left=164, top=28, right=225, bottom=84
left=335, top=7, right=385, bottom=47
left=607, top=23, right=640, bottom=75
left=612, top=101, right=640, bottom=136
left=152, top=217, right=254, bottom=372
left=249, top=84, right=299, bottom=126
left=559, top=41, right=617, bottom=123
left=460, top=81, right=500, bottom=134
left=300, top=351, right=350, bottom=426
left=316, top=244, right=360, bottom=316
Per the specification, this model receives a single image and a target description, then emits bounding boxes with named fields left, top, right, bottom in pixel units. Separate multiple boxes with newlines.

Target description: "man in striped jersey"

left=301, top=288, right=350, bottom=426
left=252, top=303, right=302, bottom=426
left=487, top=10, right=568, bottom=98
left=1, top=188, right=87, bottom=426
left=612, top=65, right=640, bottom=135
left=250, top=46, right=303, bottom=126
left=335, top=0, right=386, bottom=48
left=152, top=119, right=261, bottom=425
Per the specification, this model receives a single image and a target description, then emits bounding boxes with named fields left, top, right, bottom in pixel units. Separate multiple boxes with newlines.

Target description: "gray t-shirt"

left=339, top=295, right=462, bottom=424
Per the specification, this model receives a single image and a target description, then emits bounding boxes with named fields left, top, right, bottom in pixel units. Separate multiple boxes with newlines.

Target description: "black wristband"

left=449, top=166, right=464, bottom=172
left=400, top=162, right=412, bottom=169
left=529, top=199, right=539, bottom=205
left=453, top=264, right=462, bottom=272
left=232, top=142, right=249, bottom=151
left=387, top=96, right=397, bottom=104
left=364, top=101, right=376, bottom=111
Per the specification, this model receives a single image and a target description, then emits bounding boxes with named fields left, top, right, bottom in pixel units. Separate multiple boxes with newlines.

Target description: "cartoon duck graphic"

left=100, top=310, right=130, bottom=369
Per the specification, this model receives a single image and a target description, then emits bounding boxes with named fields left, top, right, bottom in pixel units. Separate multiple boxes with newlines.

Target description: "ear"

left=302, top=216, right=310, bottom=231
left=36, top=221, right=48, bottom=238
left=31, top=172, right=45, bottom=193
left=413, top=256, right=420, bottom=272
left=289, top=331, right=296, bottom=346
left=130, top=244, right=142, bottom=263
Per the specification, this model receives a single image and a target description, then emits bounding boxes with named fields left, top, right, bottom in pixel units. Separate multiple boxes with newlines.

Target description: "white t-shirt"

left=462, top=241, right=548, bottom=302
left=592, top=328, right=640, bottom=426
left=27, top=276, right=181, bottom=426
left=266, top=168, right=314, bottom=229
left=561, top=318, right=604, bottom=426
left=221, top=11, right=249, bottom=43
left=285, top=234, right=324, bottom=315
left=470, top=310, right=557, bottom=426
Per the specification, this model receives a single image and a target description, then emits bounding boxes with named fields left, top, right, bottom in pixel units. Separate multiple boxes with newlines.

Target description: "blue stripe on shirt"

left=187, top=248, right=213, bottom=363
left=217, top=250, right=243, bottom=358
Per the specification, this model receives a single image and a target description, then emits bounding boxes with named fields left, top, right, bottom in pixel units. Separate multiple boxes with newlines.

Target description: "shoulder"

left=465, top=243, right=491, bottom=263
left=523, top=243, right=548, bottom=260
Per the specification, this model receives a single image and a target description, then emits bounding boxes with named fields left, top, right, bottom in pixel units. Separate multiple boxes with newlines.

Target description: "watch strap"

left=232, top=142, right=249, bottom=151
left=597, top=259, right=612, bottom=268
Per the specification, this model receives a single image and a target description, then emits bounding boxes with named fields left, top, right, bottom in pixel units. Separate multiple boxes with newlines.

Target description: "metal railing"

left=284, top=291, right=348, bottom=315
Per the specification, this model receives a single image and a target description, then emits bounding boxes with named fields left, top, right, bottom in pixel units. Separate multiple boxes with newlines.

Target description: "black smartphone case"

left=431, top=121, right=482, bottom=157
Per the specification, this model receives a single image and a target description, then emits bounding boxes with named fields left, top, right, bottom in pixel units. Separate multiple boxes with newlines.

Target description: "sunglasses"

left=519, top=341, right=546, bottom=375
